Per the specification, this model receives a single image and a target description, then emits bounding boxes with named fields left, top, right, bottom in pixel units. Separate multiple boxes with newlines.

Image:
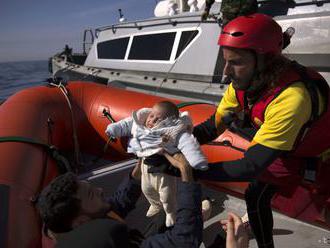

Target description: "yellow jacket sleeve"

left=215, top=84, right=240, bottom=130
left=253, top=82, right=312, bottom=151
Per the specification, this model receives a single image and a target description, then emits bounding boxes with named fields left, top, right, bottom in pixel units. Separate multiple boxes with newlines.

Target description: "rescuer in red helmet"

left=188, top=13, right=330, bottom=248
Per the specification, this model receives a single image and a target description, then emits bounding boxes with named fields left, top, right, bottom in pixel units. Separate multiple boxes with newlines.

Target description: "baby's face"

left=145, top=105, right=167, bottom=129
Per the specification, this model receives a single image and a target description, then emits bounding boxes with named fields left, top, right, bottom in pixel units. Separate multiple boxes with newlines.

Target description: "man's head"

left=222, top=47, right=256, bottom=90
left=145, top=101, right=179, bottom=129
left=37, top=172, right=110, bottom=233
left=219, top=14, right=284, bottom=91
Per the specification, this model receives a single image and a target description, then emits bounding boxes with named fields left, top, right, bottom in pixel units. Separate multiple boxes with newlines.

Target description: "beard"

left=230, top=75, right=254, bottom=91
left=221, top=75, right=248, bottom=90
left=229, top=77, right=246, bottom=90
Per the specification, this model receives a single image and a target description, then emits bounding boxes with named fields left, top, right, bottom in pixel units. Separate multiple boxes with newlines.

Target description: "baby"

left=105, top=101, right=208, bottom=226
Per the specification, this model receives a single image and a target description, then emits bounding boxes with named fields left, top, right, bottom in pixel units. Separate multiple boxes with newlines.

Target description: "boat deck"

left=203, top=194, right=330, bottom=248
left=81, top=159, right=330, bottom=248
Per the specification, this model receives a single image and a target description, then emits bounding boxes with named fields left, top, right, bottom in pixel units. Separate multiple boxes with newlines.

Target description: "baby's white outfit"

left=105, top=108, right=208, bottom=226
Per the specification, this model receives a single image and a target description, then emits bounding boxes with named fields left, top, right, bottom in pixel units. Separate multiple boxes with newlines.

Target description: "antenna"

left=118, top=9, right=126, bottom=22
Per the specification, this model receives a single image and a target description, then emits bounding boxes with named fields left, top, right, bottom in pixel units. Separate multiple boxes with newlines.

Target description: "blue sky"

left=0, top=0, right=155, bottom=62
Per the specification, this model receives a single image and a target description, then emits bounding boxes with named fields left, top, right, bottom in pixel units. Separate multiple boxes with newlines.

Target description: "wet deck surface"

left=84, top=159, right=330, bottom=248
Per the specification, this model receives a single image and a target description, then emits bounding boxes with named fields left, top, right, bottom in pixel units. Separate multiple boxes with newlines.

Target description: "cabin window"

left=290, top=0, right=321, bottom=3
left=175, top=30, right=199, bottom=59
left=128, top=32, right=176, bottom=60
left=97, top=37, right=129, bottom=59
left=257, top=0, right=328, bottom=17
left=258, top=0, right=291, bottom=16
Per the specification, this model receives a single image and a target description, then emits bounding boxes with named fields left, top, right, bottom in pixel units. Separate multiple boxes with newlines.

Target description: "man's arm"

left=141, top=154, right=203, bottom=248
left=196, top=143, right=283, bottom=182
left=193, top=114, right=219, bottom=145
left=196, top=82, right=314, bottom=182
left=107, top=161, right=142, bottom=218
left=193, top=84, right=240, bottom=145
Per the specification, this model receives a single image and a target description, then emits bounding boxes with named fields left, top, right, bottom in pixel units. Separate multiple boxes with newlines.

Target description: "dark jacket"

left=56, top=174, right=202, bottom=248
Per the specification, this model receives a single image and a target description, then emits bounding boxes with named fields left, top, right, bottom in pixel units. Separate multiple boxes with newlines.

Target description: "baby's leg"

left=141, top=161, right=162, bottom=216
left=158, top=174, right=177, bottom=227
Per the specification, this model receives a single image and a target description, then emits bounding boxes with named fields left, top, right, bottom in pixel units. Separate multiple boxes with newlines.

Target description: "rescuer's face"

left=222, top=47, right=256, bottom=90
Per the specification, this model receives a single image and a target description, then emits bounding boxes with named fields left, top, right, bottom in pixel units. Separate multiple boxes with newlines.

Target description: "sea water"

left=0, top=60, right=50, bottom=101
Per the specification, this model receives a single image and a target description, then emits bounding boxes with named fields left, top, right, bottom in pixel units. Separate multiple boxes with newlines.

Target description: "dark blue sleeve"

left=141, top=182, right=203, bottom=248
left=193, top=114, right=219, bottom=145
left=107, top=174, right=142, bottom=218
left=195, top=143, right=283, bottom=182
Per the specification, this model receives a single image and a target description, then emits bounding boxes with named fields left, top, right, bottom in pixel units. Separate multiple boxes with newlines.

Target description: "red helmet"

left=218, top=13, right=283, bottom=55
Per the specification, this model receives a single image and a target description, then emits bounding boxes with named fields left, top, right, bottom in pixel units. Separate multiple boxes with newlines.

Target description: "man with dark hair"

left=37, top=172, right=116, bottom=234
left=37, top=157, right=203, bottom=248
left=37, top=173, right=80, bottom=233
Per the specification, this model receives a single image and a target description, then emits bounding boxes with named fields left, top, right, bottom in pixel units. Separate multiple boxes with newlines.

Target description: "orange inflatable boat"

left=0, top=81, right=329, bottom=247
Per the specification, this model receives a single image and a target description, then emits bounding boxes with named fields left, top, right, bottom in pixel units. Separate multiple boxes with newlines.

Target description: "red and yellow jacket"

left=194, top=62, right=330, bottom=187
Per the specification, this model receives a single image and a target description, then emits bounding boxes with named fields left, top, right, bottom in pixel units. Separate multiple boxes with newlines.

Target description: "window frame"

left=96, top=27, right=201, bottom=64
left=96, top=37, right=130, bottom=60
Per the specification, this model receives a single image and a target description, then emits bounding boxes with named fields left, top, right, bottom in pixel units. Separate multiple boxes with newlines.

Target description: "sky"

left=0, top=0, right=155, bottom=62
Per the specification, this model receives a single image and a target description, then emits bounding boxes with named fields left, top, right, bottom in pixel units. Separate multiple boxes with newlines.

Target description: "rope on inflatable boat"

left=48, top=79, right=81, bottom=168
left=0, top=136, right=72, bottom=172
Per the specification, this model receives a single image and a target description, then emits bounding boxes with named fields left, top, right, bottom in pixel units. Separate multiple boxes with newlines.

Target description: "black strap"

left=0, top=136, right=72, bottom=173
left=291, top=62, right=329, bottom=122
left=176, top=101, right=215, bottom=109
left=0, top=136, right=53, bottom=149
left=103, top=109, right=116, bottom=123
left=208, top=140, right=246, bottom=153
left=0, top=185, right=9, bottom=248
left=294, top=64, right=319, bottom=122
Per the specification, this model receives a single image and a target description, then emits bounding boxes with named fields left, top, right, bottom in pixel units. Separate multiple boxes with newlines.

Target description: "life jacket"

left=232, top=63, right=330, bottom=222
left=232, top=62, right=330, bottom=187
